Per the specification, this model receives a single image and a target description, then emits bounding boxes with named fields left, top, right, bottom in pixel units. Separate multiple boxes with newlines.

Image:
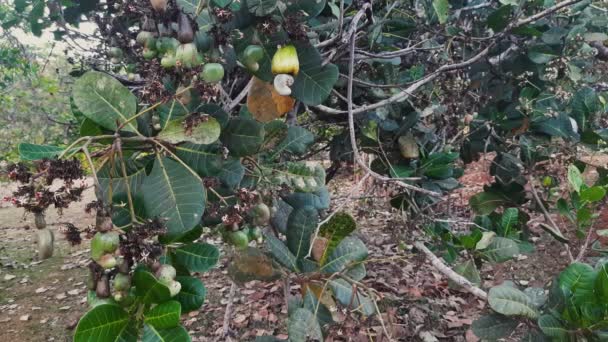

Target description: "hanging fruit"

left=177, top=13, right=194, bottom=44
left=201, top=63, right=225, bottom=83
left=229, top=230, right=250, bottom=249
left=149, top=0, right=167, bottom=12
left=160, top=53, right=177, bottom=68
left=271, top=44, right=299, bottom=75
left=243, top=45, right=264, bottom=72
left=175, top=43, right=201, bottom=68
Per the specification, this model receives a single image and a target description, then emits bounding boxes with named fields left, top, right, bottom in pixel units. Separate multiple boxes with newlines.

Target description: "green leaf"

left=568, top=164, right=584, bottom=193
left=173, top=242, right=219, bottom=272
left=247, top=0, right=277, bottom=16
left=264, top=232, right=299, bottom=272
left=471, top=313, right=519, bottom=340
left=220, top=117, right=265, bottom=156
left=133, top=270, right=172, bottom=304
left=288, top=308, right=323, bottom=342
left=286, top=206, right=319, bottom=260
left=263, top=162, right=326, bottom=192
left=596, top=263, right=608, bottom=302
left=501, top=208, right=519, bottom=233
left=302, top=290, right=333, bottom=327
left=319, top=236, right=367, bottom=274
left=317, top=212, right=357, bottom=265
left=144, top=301, right=181, bottom=329
left=174, top=276, right=207, bottom=312
left=141, top=156, right=206, bottom=241
left=483, top=237, right=519, bottom=262
left=559, top=262, right=597, bottom=305
left=571, top=87, right=600, bottom=131
left=272, top=125, right=314, bottom=157
left=285, top=0, right=327, bottom=17
left=292, top=44, right=339, bottom=106
left=469, top=192, right=505, bottom=215
left=451, top=260, right=481, bottom=287
left=432, top=0, right=449, bottom=24
left=537, top=314, right=567, bottom=339
left=488, top=285, right=539, bottom=318
left=580, top=186, right=606, bottom=203
left=74, top=304, right=136, bottom=342
left=175, top=143, right=244, bottom=189
left=329, top=279, right=375, bottom=316
left=528, top=46, right=557, bottom=64
left=72, top=71, right=138, bottom=133
left=475, top=231, right=496, bottom=250
left=158, top=117, right=221, bottom=145
left=487, top=5, right=512, bottom=31
left=142, top=324, right=190, bottom=342
left=18, top=143, right=66, bottom=160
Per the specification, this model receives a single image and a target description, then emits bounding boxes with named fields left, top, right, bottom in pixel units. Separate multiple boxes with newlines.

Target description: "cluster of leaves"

left=474, top=260, right=608, bottom=341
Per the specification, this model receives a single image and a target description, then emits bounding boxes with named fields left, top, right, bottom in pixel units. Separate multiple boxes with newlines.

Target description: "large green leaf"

left=286, top=206, right=319, bottom=260
left=559, top=262, right=597, bottom=305
left=483, top=237, right=519, bottom=262
left=303, top=290, right=333, bottom=327
left=158, top=117, right=221, bottom=145
left=158, top=100, right=189, bottom=130
left=285, top=0, right=326, bottom=17
left=272, top=125, right=314, bottom=157
left=133, top=270, right=172, bottom=304
left=292, top=44, right=339, bottom=106
left=488, top=285, right=539, bottom=318
left=142, top=324, right=190, bottom=342
left=141, top=156, right=205, bottom=240
left=567, top=165, right=583, bottom=193
left=18, top=143, right=66, bottom=160
left=469, top=192, right=506, bottom=215
left=144, top=301, right=181, bottom=329
left=487, top=5, right=512, bottom=31
left=72, top=71, right=138, bottom=133
left=174, top=276, right=207, bottom=312
left=264, top=232, right=299, bottom=271
left=288, top=308, right=323, bottom=342
left=317, top=212, right=356, bottom=265
left=500, top=208, right=519, bottom=233
left=247, top=0, right=277, bottom=16
left=531, top=113, right=578, bottom=140
left=220, top=117, right=265, bottom=156
left=432, top=0, right=449, bottom=24
left=596, top=263, right=608, bottom=302
left=173, top=242, right=219, bottom=272
left=263, top=162, right=326, bottom=192
left=319, top=236, right=367, bottom=274
left=451, top=260, right=481, bottom=287
left=329, top=279, right=375, bottom=316
left=571, top=87, right=600, bottom=131
left=471, top=313, right=518, bottom=340
left=74, top=304, right=137, bottom=342
left=537, top=314, right=568, bottom=339
left=175, top=143, right=244, bottom=188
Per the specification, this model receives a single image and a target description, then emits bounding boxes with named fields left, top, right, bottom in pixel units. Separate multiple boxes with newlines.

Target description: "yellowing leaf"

left=247, top=76, right=295, bottom=123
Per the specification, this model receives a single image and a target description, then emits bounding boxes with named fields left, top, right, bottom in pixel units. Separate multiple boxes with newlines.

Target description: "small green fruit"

left=542, top=176, right=553, bottom=187
left=136, top=31, right=155, bottom=46
left=195, top=32, right=213, bottom=52
left=271, top=45, right=299, bottom=75
left=157, top=264, right=177, bottom=284
left=248, top=226, right=263, bottom=241
left=244, top=45, right=264, bottom=63
left=98, top=254, right=117, bottom=269
left=201, top=63, right=225, bottom=83
left=92, top=232, right=120, bottom=255
left=113, top=273, right=131, bottom=291
left=229, top=230, right=249, bottom=249
left=156, top=37, right=179, bottom=54
left=175, top=43, right=200, bottom=68
left=109, top=47, right=123, bottom=58
left=250, top=203, right=270, bottom=226
left=143, top=48, right=157, bottom=60
left=161, top=53, right=176, bottom=68
left=168, top=280, right=181, bottom=297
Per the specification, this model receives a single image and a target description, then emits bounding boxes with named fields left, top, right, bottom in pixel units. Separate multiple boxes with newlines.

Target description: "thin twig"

left=414, top=242, right=488, bottom=300
left=222, top=282, right=237, bottom=339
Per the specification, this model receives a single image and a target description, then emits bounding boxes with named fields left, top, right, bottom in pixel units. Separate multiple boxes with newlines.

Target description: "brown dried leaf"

left=247, top=77, right=295, bottom=123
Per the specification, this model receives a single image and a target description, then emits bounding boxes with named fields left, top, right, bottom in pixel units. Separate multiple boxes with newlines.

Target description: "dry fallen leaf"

left=247, top=76, right=295, bottom=123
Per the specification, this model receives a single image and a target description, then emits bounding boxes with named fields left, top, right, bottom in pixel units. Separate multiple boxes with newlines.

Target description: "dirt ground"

left=0, top=156, right=600, bottom=341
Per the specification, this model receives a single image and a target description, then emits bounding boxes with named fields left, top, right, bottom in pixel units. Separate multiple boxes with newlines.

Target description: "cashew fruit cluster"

left=221, top=203, right=269, bottom=248
left=156, top=264, right=181, bottom=297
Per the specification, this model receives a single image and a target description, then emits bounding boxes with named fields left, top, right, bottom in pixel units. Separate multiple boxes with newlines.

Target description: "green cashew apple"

left=109, top=47, right=123, bottom=58
left=243, top=45, right=264, bottom=71
left=175, top=43, right=200, bottom=68
left=229, top=230, right=249, bottom=249
left=248, top=226, right=263, bottom=242
left=195, top=31, right=213, bottom=52
left=250, top=203, right=270, bottom=226
left=98, top=254, right=117, bottom=269
left=156, top=37, right=179, bottom=54
left=136, top=31, right=155, bottom=47
left=168, top=280, right=181, bottom=297
left=156, top=264, right=177, bottom=284
left=113, top=273, right=131, bottom=291
left=143, top=48, right=157, bottom=60
left=161, top=53, right=176, bottom=68
left=91, top=232, right=120, bottom=260
left=201, top=63, right=225, bottom=83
